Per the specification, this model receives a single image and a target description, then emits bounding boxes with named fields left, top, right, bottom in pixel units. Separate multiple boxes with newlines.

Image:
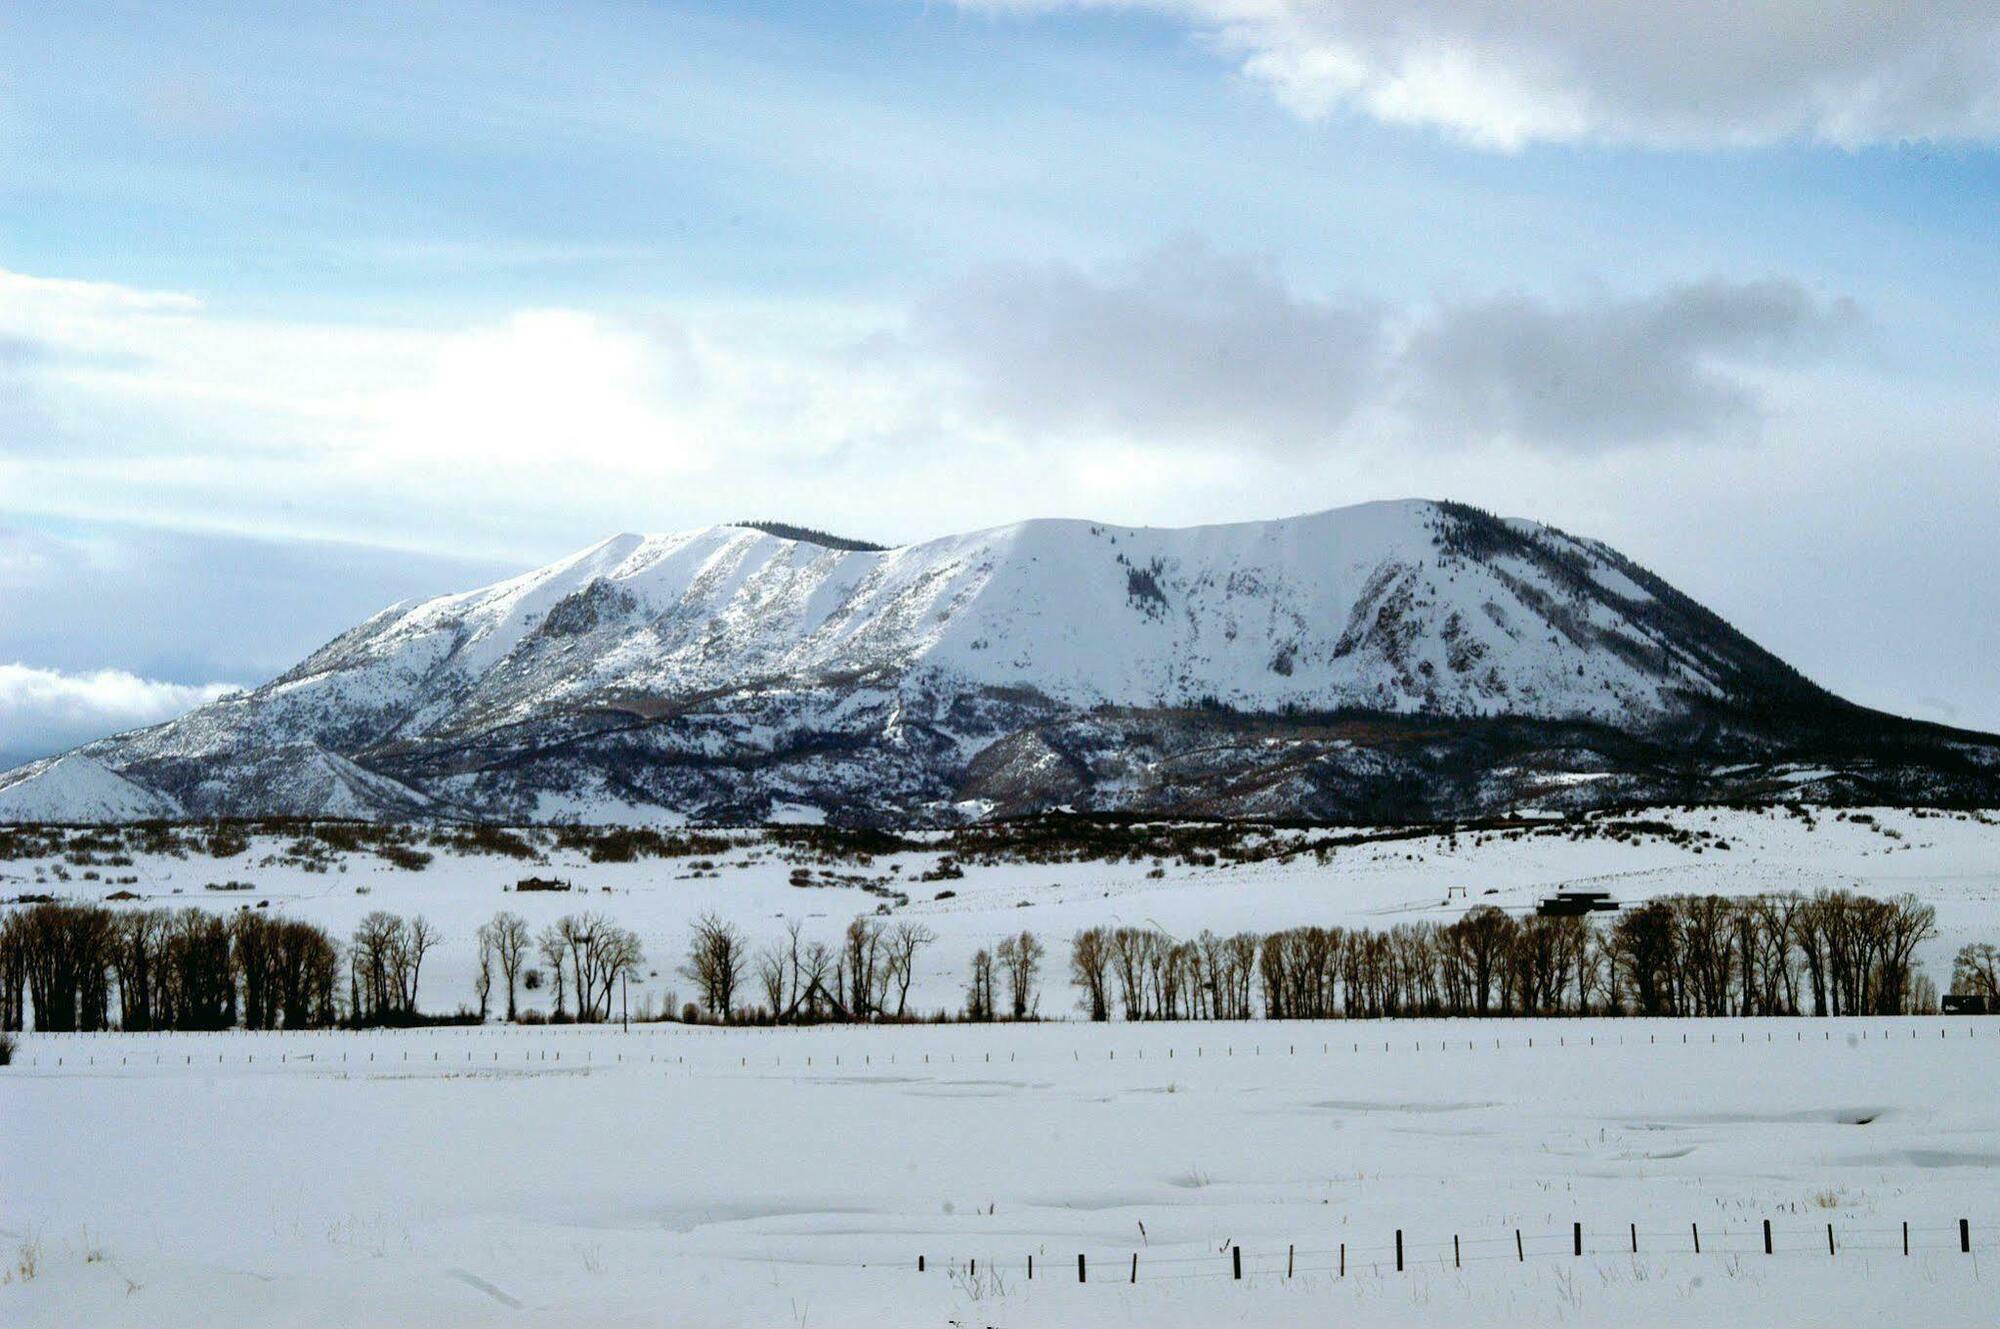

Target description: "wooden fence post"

left=1453, top=1235, right=1460, bottom=1269
left=1630, top=1222, right=1638, bottom=1253
left=1078, top=1253, right=1086, bottom=1283
left=1515, top=1229, right=1524, bottom=1262
left=1961, top=1219, right=1971, bottom=1254
left=1902, top=1222, right=1909, bottom=1256
left=1233, top=1246, right=1242, bottom=1280
left=1573, top=1222, right=1582, bottom=1257
left=1827, top=1223, right=1835, bottom=1256
left=918, top=1255, right=925, bottom=1273
left=1763, top=1220, right=1772, bottom=1255
left=1131, top=1252, right=1138, bottom=1284
left=1340, top=1242, right=1345, bottom=1277
left=1395, top=1230, right=1404, bottom=1272
left=1288, top=1243, right=1295, bottom=1278
left=1692, top=1223, right=1701, bottom=1255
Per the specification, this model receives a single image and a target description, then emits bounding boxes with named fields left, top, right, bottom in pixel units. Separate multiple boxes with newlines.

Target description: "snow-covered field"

left=4, top=1018, right=1997, bottom=1326
left=6, top=804, right=2000, bottom=1325
left=6, top=805, right=1996, bottom=1017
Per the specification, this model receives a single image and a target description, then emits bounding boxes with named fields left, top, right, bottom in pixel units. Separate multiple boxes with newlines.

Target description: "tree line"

left=679, top=913, right=938, bottom=1024
left=0, top=888, right=1975, bottom=1032
left=0, top=900, right=661, bottom=1033
left=2, top=903, right=341, bottom=1032
left=1059, top=890, right=1943, bottom=1021
left=664, top=889, right=1948, bottom=1025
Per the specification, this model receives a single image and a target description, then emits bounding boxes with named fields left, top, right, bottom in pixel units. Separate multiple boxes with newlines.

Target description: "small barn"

left=1536, top=890, right=1619, bottom=918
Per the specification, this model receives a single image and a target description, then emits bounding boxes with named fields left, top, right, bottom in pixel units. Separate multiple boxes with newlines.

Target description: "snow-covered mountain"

left=3, top=500, right=1994, bottom=824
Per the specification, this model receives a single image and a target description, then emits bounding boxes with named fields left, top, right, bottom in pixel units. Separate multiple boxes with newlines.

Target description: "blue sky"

left=4, top=0, right=2000, bottom=759
left=10, top=3, right=1999, bottom=322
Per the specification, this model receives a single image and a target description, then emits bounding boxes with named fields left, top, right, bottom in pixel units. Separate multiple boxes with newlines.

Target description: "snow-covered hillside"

left=0, top=756, right=181, bottom=824
left=1, top=501, right=1992, bottom=823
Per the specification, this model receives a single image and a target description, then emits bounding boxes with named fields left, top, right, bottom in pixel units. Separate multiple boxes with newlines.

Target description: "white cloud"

left=957, top=2, right=2000, bottom=149
left=0, top=264, right=952, bottom=555
left=0, top=664, right=239, bottom=760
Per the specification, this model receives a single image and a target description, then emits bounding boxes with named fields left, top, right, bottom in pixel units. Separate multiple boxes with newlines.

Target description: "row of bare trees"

left=1, top=888, right=1962, bottom=1032
left=347, top=911, right=442, bottom=1024
left=1070, top=926, right=1261, bottom=1022
left=1, top=903, right=341, bottom=1032
left=963, top=930, right=1046, bottom=1021
left=0, top=902, right=643, bottom=1030
left=680, top=913, right=940, bottom=1023
left=528, top=912, right=644, bottom=1022
left=1063, top=891, right=1942, bottom=1021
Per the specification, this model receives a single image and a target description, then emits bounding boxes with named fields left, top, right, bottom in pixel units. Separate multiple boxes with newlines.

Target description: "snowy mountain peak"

left=3, top=500, right=1984, bottom=825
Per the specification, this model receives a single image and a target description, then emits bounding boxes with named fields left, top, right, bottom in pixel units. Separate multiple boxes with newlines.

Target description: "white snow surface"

left=0, top=755, right=182, bottom=823
left=4, top=805, right=2000, bottom=1325
left=251, top=501, right=1705, bottom=721
left=5, top=1019, right=1997, bottom=1327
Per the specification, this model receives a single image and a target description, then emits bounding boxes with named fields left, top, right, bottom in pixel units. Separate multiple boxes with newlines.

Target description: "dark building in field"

left=1536, top=890, right=1619, bottom=918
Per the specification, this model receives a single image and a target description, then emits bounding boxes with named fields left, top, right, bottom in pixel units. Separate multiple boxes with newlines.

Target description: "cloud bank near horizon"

left=0, top=664, right=240, bottom=766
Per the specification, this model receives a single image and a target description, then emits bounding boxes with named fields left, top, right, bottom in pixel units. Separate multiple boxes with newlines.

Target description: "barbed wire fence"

left=2, top=1017, right=1985, bottom=1073
left=912, top=1216, right=1994, bottom=1288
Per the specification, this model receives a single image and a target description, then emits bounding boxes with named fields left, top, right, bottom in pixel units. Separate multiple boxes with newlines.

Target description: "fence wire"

left=916, top=1218, right=1997, bottom=1287
left=7, top=1016, right=1986, bottom=1075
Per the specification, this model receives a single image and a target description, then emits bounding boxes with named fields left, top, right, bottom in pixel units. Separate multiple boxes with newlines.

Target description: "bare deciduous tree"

left=1951, top=941, right=1999, bottom=998
left=842, top=916, right=885, bottom=1020
left=398, top=915, right=440, bottom=1015
left=351, top=911, right=405, bottom=1023
left=536, top=923, right=569, bottom=1020
left=481, top=911, right=531, bottom=1021
left=995, top=930, right=1044, bottom=1020
left=679, top=912, right=746, bottom=1021
left=884, top=921, right=936, bottom=1019
left=1070, top=926, right=1111, bottom=1022
left=964, top=947, right=995, bottom=1022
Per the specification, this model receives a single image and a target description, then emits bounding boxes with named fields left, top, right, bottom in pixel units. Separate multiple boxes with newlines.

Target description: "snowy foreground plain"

left=4, top=805, right=2000, bottom=1326
left=4, top=1019, right=1998, bottom=1327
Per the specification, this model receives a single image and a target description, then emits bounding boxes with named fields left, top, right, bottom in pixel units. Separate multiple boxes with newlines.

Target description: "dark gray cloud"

left=1399, top=279, right=1859, bottom=449
left=914, top=245, right=1854, bottom=452
left=913, top=239, right=1383, bottom=448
